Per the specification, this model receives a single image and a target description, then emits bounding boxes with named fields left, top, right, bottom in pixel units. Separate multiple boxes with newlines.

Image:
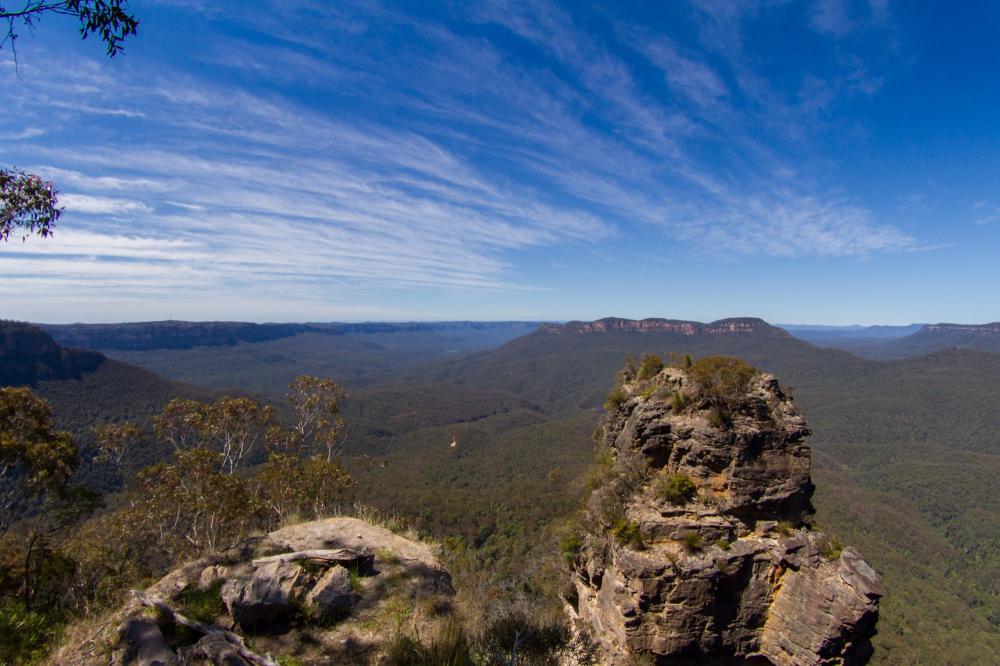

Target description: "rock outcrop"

left=568, top=362, right=882, bottom=665
left=58, top=517, right=455, bottom=665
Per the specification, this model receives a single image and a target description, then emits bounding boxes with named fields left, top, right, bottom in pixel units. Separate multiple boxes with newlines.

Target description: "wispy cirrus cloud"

left=0, top=0, right=915, bottom=320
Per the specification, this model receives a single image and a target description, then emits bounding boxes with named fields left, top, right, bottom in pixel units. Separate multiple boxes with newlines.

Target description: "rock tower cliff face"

left=568, top=364, right=883, bottom=665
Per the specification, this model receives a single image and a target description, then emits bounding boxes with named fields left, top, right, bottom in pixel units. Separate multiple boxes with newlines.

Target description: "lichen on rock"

left=568, top=359, right=883, bottom=665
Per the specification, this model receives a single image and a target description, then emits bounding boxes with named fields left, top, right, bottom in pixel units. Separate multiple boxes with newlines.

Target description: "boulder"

left=114, top=617, right=176, bottom=666
left=221, top=559, right=302, bottom=629
left=305, top=565, right=359, bottom=619
left=176, top=633, right=250, bottom=666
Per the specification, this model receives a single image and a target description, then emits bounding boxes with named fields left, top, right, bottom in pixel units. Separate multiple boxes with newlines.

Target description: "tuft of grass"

left=347, top=565, right=365, bottom=594
left=714, top=538, right=732, bottom=551
left=670, top=390, right=687, bottom=412
left=681, top=531, right=703, bottom=553
left=654, top=472, right=697, bottom=506
left=819, top=535, right=843, bottom=560
left=610, top=519, right=644, bottom=549
left=777, top=520, right=795, bottom=537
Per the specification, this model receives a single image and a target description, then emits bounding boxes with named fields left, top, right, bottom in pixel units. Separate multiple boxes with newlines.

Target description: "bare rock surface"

left=221, top=559, right=303, bottom=629
left=115, top=617, right=176, bottom=666
left=569, top=363, right=882, bottom=665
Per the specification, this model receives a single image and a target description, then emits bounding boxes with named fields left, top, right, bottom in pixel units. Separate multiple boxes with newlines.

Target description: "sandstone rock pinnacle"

left=567, top=359, right=883, bottom=665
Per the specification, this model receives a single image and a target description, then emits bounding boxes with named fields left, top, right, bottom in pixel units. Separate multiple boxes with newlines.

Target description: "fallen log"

left=251, top=548, right=373, bottom=568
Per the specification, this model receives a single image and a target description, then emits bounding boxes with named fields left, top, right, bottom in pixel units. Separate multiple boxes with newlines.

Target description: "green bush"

left=604, top=386, right=627, bottom=412
left=636, top=354, right=664, bottom=381
left=688, top=356, right=757, bottom=415
left=0, top=600, right=58, bottom=665
left=611, top=519, right=643, bottom=549
left=654, top=473, right=697, bottom=506
left=670, top=390, right=686, bottom=412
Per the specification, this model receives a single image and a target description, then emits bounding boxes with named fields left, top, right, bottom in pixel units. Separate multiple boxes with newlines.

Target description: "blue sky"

left=1, top=0, right=998, bottom=325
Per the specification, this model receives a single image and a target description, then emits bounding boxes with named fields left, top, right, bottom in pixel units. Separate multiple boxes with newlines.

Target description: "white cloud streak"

left=0, top=0, right=913, bottom=316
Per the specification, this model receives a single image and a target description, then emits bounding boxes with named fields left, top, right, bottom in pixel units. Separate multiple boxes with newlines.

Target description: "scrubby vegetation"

left=0, top=376, right=353, bottom=661
left=655, top=472, right=697, bottom=506
left=687, top=356, right=758, bottom=417
left=636, top=353, right=664, bottom=381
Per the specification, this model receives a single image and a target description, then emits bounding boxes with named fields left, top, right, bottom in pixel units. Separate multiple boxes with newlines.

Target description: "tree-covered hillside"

left=344, top=323, right=1000, bottom=664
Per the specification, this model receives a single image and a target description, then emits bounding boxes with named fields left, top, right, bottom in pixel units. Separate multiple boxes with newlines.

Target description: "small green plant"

left=777, top=521, right=795, bottom=537
left=611, top=519, right=644, bottom=549
left=640, top=384, right=656, bottom=399
left=604, top=386, right=628, bottom=412
left=636, top=353, right=664, bottom=380
left=376, top=547, right=401, bottom=566
left=347, top=565, right=365, bottom=593
left=681, top=531, right=703, bottom=552
left=670, top=390, right=686, bottom=412
left=819, top=535, right=844, bottom=560
left=559, top=532, right=582, bottom=562
left=714, top=538, right=731, bottom=551
left=585, top=449, right=615, bottom=490
left=558, top=517, right=584, bottom=563
left=655, top=472, right=697, bottom=506
left=276, top=655, right=306, bottom=666
left=175, top=581, right=224, bottom=624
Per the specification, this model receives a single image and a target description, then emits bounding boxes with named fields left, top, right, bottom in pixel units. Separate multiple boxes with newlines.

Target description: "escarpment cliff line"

left=542, top=317, right=790, bottom=337
left=567, top=357, right=882, bottom=665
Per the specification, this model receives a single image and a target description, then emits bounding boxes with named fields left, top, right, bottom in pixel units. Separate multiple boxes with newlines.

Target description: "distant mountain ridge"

left=923, top=322, right=1000, bottom=334
left=1, top=321, right=105, bottom=386
left=785, top=321, right=1000, bottom=358
left=541, top=317, right=787, bottom=336
left=40, top=320, right=541, bottom=352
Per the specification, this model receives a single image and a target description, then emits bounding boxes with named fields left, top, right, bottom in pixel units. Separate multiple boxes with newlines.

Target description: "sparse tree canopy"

left=1, top=2, right=138, bottom=243
left=0, top=167, right=62, bottom=242
left=0, top=387, right=78, bottom=538
left=1, top=1, right=138, bottom=58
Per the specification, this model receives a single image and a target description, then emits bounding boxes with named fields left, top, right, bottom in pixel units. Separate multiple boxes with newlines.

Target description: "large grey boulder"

left=221, top=560, right=302, bottom=629
left=115, top=617, right=176, bottom=666
left=176, top=633, right=250, bottom=666
left=305, top=565, right=359, bottom=620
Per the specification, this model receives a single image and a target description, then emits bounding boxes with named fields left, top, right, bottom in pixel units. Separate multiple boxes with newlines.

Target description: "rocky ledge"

left=567, top=360, right=883, bottom=665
